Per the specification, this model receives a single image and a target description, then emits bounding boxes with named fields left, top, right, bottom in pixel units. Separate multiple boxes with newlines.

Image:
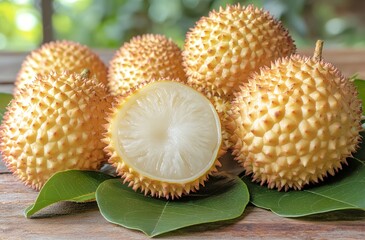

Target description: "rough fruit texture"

left=183, top=4, right=296, bottom=100
left=210, top=95, right=232, bottom=156
left=0, top=72, right=111, bottom=190
left=108, top=34, right=187, bottom=96
left=104, top=80, right=222, bottom=199
left=228, top=55, right=362, bottom=191
left=188, top=84, right=232, bottom=156
left=14, top=40, right=108, bottom=94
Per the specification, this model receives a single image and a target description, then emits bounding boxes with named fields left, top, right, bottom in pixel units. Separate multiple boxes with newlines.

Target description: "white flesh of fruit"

left=111, top=81, right=221, bottom=183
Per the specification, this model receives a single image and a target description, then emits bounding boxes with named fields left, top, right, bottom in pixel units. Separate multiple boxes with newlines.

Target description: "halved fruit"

left=104, top=80, right=222, bottom=199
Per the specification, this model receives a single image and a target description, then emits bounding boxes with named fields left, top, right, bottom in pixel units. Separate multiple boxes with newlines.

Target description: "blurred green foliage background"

left=0, top=0, right=365, bottom=51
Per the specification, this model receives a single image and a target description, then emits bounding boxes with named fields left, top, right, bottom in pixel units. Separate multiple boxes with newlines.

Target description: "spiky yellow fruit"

left=104, top=80, right=222, bottom=199
left=0, top=71, right=111, bottom=190
left=14, top=40, right=107, bottom=94
left=228, top=41, right=362, bottom=191
left=183, top=4, right=296, bottom=100
left=108, top=34, right=187, bottom=96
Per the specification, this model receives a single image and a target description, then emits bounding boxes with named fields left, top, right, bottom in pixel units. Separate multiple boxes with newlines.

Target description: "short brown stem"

left=313, top=40, right=324, bottom=61
left=80, top=69, right=90, bottom=78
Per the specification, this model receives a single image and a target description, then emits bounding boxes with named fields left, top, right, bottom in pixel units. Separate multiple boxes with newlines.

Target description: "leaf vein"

left=304, top=190, right=358, bottom=208
left=183, top=202, right=233, bottom=215
left=151, top=201, right=169, bottom=234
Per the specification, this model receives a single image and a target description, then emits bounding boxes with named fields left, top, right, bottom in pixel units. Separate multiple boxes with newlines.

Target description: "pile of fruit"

left=0, top=4, right=362, bottom=201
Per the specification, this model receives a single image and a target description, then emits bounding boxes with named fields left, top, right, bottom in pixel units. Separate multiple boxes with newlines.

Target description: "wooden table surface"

left=0, top=49, right=365, bottom=239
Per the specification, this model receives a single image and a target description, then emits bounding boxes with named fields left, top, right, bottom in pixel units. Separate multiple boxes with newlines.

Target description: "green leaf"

left=353, top=79, right=365, bottom=114
left=96, top=175, right=249, bottom=237
left=25, top=170, right=113, bottom=218
left=243, top=155, right=365, bottom=217
left=0, top=92, right=12, bottom=123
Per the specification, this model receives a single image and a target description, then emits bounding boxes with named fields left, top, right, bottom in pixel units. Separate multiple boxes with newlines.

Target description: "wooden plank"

left=0, top=84, right=14, bottom=94
left=0, top=157, right=8, bottom=172
left=0, top=52, right=26, bottom=84
left=0, top=173, right=364, bottom=239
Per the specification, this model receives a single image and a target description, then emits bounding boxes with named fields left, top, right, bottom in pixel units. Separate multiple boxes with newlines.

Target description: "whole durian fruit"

left=103, top=79, right=222, bottom=199
left=0, top=71, right=111, bottom=190
left=14, top=40, right=107, bottom=94
left=183, top=4, right=296, bottom=153
left=183, top=4, right=296, bottom=100
left=228, top=41, right=362, bottom=191
left=108, top=34, right=187, bottom=96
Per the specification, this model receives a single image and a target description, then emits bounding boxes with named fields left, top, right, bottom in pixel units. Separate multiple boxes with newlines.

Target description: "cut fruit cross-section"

left=104, top=80, right=222, bottom=199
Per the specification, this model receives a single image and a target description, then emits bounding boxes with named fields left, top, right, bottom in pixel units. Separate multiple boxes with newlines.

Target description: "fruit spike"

left=0, top=71, right=112, bottom=190
left=228, top=40, right=362, bottom=191
left=103, top=79, right=222, bottom=199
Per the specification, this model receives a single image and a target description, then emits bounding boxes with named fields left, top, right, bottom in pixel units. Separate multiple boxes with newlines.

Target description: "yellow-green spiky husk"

left=103, top=79, right=222, bottom=199
left=14, top=40, right=108, bottom=95
left=228, top=54, right=362, bottom=191
left=0, top=71, right=112, bottom=190
left=183, top=4, right=296, bottom=100
left=108, top=34, right=187, bottom=96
